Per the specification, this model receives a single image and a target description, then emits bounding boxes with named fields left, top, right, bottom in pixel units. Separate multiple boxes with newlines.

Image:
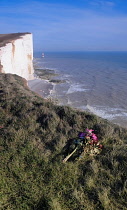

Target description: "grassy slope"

left=0, top=73, right=127, bottom=210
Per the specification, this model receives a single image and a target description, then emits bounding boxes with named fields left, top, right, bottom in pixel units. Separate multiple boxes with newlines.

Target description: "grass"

left=0, top=73, right=127, bottom=209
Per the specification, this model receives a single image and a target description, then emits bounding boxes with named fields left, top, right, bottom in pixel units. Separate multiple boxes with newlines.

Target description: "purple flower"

left=78, top=132, right=85, bottom=138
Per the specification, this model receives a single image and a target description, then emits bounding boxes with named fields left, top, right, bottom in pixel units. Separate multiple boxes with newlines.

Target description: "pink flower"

left=90, top=134, right=98, bottom=145
left=91, top=134, right=98, bottom=140
left=85, top=129, right=94, bottom=134
left=98, top=144, right=103, bottom=149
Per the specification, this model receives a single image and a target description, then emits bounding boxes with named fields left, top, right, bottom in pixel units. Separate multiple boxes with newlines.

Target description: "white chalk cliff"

left=0, top=33, right=34, bottom=80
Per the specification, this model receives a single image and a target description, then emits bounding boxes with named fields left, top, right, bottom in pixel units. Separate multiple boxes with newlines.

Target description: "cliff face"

left=0, top=33, right=34, bottom=80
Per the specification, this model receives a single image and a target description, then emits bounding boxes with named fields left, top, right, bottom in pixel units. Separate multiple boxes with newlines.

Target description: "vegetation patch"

left=0, top=73, right=127, bottom=210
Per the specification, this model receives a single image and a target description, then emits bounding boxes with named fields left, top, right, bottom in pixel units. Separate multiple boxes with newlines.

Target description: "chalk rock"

left=0, top=33, right=34, bottom=80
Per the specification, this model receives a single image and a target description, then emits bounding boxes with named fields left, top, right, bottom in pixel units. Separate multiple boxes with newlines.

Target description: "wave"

left=86, top=105, right=127, bottom=120
left=67, top=83, right=89, bottom=94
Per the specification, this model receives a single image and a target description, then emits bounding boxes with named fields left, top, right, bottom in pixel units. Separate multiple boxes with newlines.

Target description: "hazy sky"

left=0, top=0, right=127, bottom=52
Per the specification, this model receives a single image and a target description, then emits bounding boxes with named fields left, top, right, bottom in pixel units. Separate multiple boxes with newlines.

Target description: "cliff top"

left=0, top=32, right=31, bottom=48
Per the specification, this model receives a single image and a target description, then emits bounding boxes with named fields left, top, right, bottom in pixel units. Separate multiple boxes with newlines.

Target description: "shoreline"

left=28, top=77, right=54, bottom=98
left=27, top=66, right=55, bottom=98
left=28, top=59, right=127, bottom=129
left=27, top=77, right=127, bottom=129
left=27, top=66, right=65, bottom=99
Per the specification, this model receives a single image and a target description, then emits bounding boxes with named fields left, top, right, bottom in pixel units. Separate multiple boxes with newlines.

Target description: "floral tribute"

left=63, top=129, right=103, bottom=163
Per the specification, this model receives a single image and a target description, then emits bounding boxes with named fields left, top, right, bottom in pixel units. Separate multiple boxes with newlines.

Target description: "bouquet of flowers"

left=63, top=129, right=103, bottom=163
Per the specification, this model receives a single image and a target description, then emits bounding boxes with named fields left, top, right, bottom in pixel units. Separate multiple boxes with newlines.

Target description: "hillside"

left=0, top=73, right=127, bottom=210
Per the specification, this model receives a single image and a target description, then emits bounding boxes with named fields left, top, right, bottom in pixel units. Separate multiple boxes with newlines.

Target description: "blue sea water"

left=34, top=51, right=127, bottom=128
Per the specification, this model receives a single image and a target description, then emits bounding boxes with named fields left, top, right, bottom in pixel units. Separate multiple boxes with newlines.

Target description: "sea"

left=33, top=51, right=127, bottom=128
